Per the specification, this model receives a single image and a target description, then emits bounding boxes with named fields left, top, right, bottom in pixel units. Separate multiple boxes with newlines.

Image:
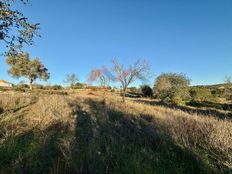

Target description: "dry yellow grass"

left=0, top=92, right=231, bottom=173
left=109, top=98, right=232, bottom=149
left=103, top=96, right=232, bottom=169
left=27, top=95, right=78, bottom=130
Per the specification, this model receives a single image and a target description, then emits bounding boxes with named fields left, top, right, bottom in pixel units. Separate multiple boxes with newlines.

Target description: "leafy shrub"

left=72, top=82, right=86, bottom=89
left=44, top=85, right=63, bottom=90
left=170, top=87, right=190, bottom=105
left=110, top=89, right=115, bottom=92
left=190, top=87, right=213, bottom=101
left=141, top=85, right=153, bottom=97
left=0, top=86, right=9, bottom=92
left=211, top=88, right=224, bottom=97
left=42, top=90, right=67, bottom=95
left=33, top=84, right=44, bottom=89
left=154, top=73, right=191, bottom=104
left=51, top=85, right=63, bottom=90
left=11, top=85, right=26, bottom=92
left=187, top=101, right=232, bottom=111
left=128, top=87, right=138, bottom=93
left=190, top=87, right=218, bottom=102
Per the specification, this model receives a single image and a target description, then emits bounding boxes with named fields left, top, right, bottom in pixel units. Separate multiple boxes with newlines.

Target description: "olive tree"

left=6, top=52, right=49, bottom=89
left=0, top=0, right=40, bottom=55
left=154, top=73, right=190, bottom=104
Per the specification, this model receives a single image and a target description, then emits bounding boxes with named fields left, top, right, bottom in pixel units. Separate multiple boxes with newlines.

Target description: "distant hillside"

left=191, top=83, right=232, bottom=89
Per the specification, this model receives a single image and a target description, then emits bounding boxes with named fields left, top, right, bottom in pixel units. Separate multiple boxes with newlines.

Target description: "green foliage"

left=194, top=83, right=232, bottom=100
left=187, top=100, right=232, bottom=111
left=33, top=84, right=44, bottom=89
left=48, top=85, right=63, bottom=90
left=0, top=86, right=9, bottom=92
left=0, top=0, right=40, bottom=54
left=190, top=87, right=216, bottom=102
left=225, top=89, right=232, bottom=101
left=224, top=77, right=232, bottom=101
left=71, top=82, right=86, bottom=89
left=11, top=85, right=26, bottom=92
left=6, top=52, right=49, bottom=89
left=154, top=73, right=191, bottom=104
left=41, top=85, right=63, bottom=90
left=170, top=87, right=190, bottom=105
left=211, top=88, right=224, bottom=97
left=110, top=88, right=115, bottom=92
left=141, top=85, right=153, bottom=97
left=128, top=87, right=138, bottom=93
left=17, top=83, right=29, bottom=89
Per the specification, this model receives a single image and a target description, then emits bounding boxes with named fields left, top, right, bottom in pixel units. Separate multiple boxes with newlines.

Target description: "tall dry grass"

left=0, top=92, right=231, bottom=173
left=104, top=96, right=232, bottom=171
left=27, top=95, right=78, bottom=130
left=0, top=93, right=37, bottom=113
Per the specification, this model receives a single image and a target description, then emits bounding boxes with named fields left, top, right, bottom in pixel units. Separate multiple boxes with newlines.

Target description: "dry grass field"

left=0, top=91, right=231, bottom=173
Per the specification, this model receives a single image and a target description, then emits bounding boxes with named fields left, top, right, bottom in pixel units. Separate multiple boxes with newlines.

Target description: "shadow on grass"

left=186, top=100, right=232, bottom=111
left=69, top=99, right=214, bottom=174
left=135, top=99, right=232, bottom=120
left=0, top=122, right=71, bottom=174
left=0, top=99, right=218, bottom=174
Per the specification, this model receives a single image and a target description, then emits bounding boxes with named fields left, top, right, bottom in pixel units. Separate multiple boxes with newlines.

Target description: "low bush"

left=187, top=100, right=232, bottom=111
left=154, top=73, right=191, bottom=105
left=141, top=85, right=153, bottom=97
left=190, top=87, right=217, bottom=102
left=44, top=85, right=63, bottom=90
left=11, top=85, right=26, bottom=92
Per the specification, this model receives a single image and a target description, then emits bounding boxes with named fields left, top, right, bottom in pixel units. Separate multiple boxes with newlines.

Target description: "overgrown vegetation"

left=141, top=85, right=153, bottom=97
left=0, top=92, right=231, bottom=173
left=153, top=73, right=191, bottom=105
left=0, top=1, right=231, bottom=173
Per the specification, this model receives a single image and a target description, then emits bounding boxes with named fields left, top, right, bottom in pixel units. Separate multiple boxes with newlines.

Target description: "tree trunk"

left=122, top=88, right=126, bottom=102
left=29, top=79, right=33, bottom=90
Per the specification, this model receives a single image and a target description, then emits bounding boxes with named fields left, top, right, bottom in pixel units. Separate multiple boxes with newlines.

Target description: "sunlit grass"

left=0, top=92, right=231, bottom=173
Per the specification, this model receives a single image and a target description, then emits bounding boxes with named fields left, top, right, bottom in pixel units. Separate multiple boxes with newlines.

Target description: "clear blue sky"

left=1, top=0, right=232, bottom=86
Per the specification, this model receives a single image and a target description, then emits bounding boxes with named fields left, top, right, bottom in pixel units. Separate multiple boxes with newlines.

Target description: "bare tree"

left=225, top=76, right=232, bottom=84
left=88, top=68, right=109, bottom=87
left=64, top=74, right=79, bottom=89
left=111, top=59, right=151, bottom=102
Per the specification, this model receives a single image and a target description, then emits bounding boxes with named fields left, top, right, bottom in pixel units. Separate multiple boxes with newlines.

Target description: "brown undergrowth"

left=0, top=93, right=231, bottom=173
